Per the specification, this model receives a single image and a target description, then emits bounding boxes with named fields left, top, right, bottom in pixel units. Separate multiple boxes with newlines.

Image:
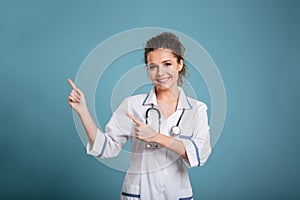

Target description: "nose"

left=156, top=65, right=165, bottom=76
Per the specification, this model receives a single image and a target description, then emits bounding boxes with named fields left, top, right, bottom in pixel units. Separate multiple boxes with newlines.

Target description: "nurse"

left=68, top=32, right=211, bottom=200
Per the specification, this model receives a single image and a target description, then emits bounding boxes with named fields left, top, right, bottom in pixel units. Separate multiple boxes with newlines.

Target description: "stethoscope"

left=145, top=104, right=185, bottom=148
left=145, top=103, right=185, bottom=136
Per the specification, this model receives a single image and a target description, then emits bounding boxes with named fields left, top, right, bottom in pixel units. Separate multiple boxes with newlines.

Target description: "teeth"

left=157, top=77, right=170, bottom=82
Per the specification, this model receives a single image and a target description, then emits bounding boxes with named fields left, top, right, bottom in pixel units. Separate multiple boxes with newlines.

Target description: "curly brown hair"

left=144, top=32, right=188, bottom=86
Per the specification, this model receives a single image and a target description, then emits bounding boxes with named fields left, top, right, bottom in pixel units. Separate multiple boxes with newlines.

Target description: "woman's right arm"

left=67, top=78, right=97, bottom=145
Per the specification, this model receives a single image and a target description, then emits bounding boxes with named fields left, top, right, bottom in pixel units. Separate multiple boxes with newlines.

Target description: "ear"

left=178, top=59, right=184, bottom=72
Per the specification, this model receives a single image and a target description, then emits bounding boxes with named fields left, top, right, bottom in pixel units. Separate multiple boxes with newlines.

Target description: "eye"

left=163, top=62, right=171, bottom=67
left=148, top=64, right=157, bottom=71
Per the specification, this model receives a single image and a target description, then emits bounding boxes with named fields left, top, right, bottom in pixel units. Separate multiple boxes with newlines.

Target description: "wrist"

left=153, top=133, right=174, bottom=148
left=78, top=106, right=89, bottom=117
left=152, top=133, right=162, bottom=144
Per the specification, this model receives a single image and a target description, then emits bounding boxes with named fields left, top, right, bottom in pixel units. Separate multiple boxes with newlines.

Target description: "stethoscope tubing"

left=145, top=104, right=185, bottom=136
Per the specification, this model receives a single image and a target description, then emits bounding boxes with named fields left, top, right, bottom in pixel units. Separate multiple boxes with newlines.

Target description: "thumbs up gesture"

left=67, top=78, right=87, bottom=115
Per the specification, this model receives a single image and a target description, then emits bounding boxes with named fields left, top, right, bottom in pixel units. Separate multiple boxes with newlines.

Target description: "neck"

left=155, top=87, right=179, bottom=103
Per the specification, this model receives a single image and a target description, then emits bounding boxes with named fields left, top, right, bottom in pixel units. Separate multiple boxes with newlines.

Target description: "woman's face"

left=146, top=48, right=183, bottom=92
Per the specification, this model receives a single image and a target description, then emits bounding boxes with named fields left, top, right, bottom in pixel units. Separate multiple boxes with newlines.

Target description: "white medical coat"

left=87, top=87, right=211, bottom=200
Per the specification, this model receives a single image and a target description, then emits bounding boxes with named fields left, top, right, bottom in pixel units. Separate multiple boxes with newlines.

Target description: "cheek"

left=166, top=67, right=178, bottom=77
left=148, top=72, right=156, bottom=80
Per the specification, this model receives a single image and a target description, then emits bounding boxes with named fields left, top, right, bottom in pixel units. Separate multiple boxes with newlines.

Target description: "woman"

left=68, top=32, right=211, bottom=200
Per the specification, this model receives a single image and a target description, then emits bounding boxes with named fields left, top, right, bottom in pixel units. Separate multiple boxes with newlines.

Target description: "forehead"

left=147, top=48, right=177, bottom=63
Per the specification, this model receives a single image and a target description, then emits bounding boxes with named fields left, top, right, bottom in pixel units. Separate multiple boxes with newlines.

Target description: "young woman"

left=68, top=32, right=211, bottom=200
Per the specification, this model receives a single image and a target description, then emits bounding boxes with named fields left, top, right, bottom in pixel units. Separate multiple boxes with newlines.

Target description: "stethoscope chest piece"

left=171, top=126, right=181, bottom=135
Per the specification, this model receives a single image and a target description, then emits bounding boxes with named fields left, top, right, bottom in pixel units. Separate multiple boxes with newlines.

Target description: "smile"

left=156, top=77, right=170, bottom=83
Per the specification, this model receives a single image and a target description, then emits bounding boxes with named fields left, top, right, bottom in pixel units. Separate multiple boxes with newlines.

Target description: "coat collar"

left=142, top=87, right=192, bottom=110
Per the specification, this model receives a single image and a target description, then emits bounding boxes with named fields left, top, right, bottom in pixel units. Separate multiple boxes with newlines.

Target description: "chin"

left=155, top=83, right=171, bottom=91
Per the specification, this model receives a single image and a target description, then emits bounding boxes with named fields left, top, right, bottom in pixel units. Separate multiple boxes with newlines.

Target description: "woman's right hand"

left=67, top=78, right=87, bottom=115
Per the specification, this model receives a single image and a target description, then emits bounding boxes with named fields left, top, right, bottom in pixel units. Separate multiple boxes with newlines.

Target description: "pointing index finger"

left=127, top=113, right=143, bottom=126
left=67, top=78, right=77, bottom=90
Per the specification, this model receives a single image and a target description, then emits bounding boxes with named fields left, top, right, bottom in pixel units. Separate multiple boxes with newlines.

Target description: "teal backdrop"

left=1, top=0, right=299, bottom=199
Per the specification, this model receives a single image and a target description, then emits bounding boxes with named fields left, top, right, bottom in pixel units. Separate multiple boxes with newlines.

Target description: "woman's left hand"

left=127, top=113, right=158, bottom=143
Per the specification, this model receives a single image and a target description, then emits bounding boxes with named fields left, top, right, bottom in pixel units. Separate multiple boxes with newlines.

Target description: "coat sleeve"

left=86, top=97, right=133, bottom=158
left=179, top=103, right=212, bottom=168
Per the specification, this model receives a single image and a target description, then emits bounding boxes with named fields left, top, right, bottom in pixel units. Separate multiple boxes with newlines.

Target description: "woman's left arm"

left=127, top=102, right=211, bottom=167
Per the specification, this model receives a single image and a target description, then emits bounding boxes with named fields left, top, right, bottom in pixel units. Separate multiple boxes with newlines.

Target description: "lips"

left=156, top=77, right=170, bottom=83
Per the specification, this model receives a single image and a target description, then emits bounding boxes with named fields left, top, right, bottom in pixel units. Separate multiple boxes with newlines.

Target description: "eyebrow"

left=148, top=60, right=172, bottom=65
left=148, top=63, right=157, bottom=66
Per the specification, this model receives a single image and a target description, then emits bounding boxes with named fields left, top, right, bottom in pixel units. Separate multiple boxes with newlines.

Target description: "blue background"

left=1, top=0, right=299, bottom=199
